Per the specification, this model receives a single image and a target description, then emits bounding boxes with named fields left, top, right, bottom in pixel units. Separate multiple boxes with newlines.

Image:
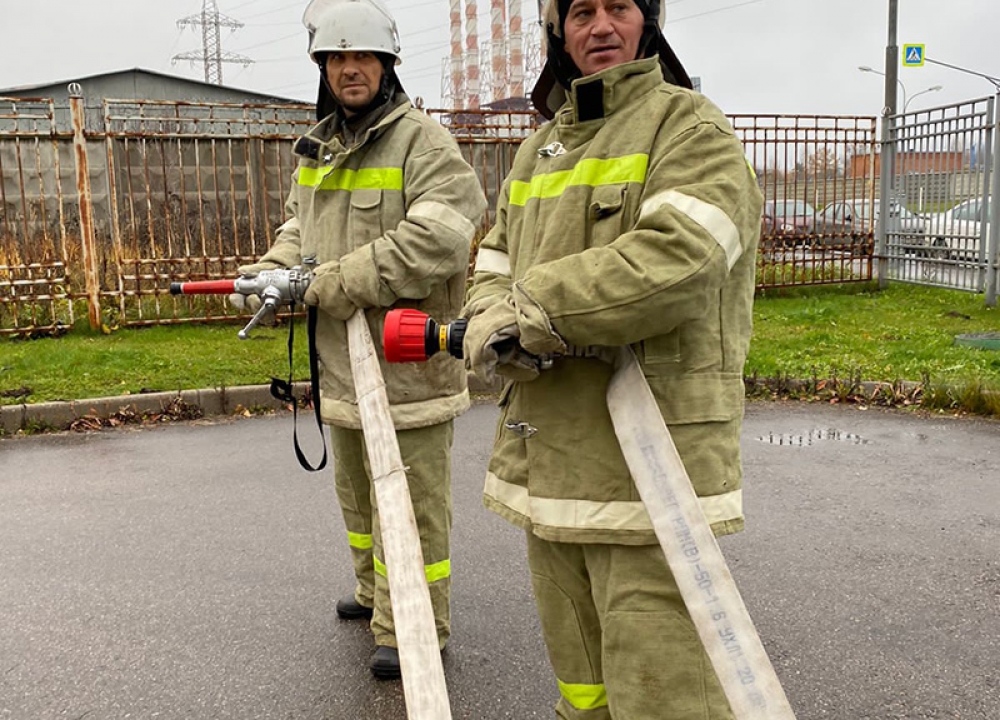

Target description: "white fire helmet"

left=302, top=0, right=402, bottom=65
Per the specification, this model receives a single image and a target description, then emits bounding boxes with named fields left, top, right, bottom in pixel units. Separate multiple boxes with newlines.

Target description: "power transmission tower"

left=173, top=0, right=253, bottom=85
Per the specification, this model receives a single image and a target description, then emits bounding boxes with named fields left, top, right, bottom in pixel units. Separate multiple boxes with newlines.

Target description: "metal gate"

left=879, top=95, right=1000, bottom=304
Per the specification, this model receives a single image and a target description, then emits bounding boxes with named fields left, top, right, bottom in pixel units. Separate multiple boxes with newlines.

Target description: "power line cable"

left=252, top=57, right=303, bottom=63
left=668, top=0, right=763, bottom=24
left=241, top=1, right=302, bottom=20
left=220, top=0, right=269, bottom=12
left=231, top=30, right=302, bottom=52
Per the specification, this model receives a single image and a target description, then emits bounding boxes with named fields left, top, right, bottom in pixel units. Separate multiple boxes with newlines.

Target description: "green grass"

left=748, top=283, right=1000, bottom=387
left=2, top=284, right=999, bottom=416
left=0, top=322, right=308, bottom=406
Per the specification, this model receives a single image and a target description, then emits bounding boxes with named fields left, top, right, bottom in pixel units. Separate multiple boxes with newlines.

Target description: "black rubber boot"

left=369, top=646, right=401, bottom=680
left=335, top=595, right=373, bottom=620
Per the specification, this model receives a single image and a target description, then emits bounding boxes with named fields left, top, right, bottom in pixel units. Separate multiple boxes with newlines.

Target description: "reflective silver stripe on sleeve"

left=484, top=472, right=743, bottom=531
left=640, top=190, right=743, bottom=270
left=408, top=200, right=476, bottom=241
left=474, top=247, right=511, bottom=277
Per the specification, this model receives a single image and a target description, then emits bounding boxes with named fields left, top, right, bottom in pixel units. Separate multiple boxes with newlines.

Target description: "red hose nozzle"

left=383, top=308, right=466, bottom=362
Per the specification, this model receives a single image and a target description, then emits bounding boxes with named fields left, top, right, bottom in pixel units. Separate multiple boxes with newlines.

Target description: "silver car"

left=815, top=199, right=926, bottom=248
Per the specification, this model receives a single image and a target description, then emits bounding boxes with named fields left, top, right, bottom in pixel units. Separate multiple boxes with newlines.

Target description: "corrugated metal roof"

left=0, top=67, right=307, bottom=104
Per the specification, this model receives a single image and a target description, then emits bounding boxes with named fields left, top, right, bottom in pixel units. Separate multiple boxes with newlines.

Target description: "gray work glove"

left=463, top=295, right=540, bottom=384
left=228, top=261, right=282, bottom=326
left=303, top=260, right=355, bottom=320
left=237, top=261, right=281, bottom=277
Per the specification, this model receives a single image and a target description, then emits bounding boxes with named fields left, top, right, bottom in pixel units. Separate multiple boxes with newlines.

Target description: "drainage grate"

left=757, top=429, right=868, bottom=446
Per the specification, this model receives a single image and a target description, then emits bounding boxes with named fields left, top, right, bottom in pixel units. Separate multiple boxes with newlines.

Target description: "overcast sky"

left=1, top=0, right=997, bottom=115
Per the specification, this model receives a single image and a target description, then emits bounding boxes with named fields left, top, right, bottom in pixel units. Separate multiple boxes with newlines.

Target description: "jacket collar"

left=558, top=57, right=664, bottom=125
left=295, top=94, right=411, bottom=160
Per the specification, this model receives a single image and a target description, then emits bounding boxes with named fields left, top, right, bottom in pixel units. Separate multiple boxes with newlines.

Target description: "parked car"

left=924, top=197, right=992, bottom=261
left=815, top=199, right=925, bottom=248
left=762, top=200, right=818, bottom=240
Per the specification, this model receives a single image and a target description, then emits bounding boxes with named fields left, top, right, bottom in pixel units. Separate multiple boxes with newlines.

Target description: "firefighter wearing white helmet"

left=234, top=0, right=486, bottom=680
left=462, top=0, right=763, bottom=715
left=304, top=0, right=402, bottom=120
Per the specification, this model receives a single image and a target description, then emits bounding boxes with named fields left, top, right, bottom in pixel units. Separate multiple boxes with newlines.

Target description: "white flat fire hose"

left=607, top=347, right=797, bottom=720
left=346, top=310, right=452, bottom=720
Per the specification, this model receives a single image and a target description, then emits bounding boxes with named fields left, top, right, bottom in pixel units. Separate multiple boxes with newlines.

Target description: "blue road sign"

left=903, top=44, right=925, bottom=67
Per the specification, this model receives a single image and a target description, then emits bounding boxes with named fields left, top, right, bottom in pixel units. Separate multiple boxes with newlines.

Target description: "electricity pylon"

left=173, top=0, right=253, bottom=85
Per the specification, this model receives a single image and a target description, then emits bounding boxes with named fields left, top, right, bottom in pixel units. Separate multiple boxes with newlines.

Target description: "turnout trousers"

left=526, top=533, right=734, bottom=720
left=331, top=421, right=453, bottom=649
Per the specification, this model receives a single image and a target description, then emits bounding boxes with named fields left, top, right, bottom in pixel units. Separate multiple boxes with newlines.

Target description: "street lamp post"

left=903, top=85, right=943, bottom=112
left=859, top=65, right=907, bottom=112
left=859, top=67, right=944, bottom=113
left=876, top=0, right=897, bottom=289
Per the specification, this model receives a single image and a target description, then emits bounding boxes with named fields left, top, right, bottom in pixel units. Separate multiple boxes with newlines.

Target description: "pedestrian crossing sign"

left=903, top=44, right=925, bottom=67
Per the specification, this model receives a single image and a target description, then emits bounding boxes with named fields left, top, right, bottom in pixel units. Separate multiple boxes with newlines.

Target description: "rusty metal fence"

left=1, top=92, right=880, bottom=336
left=734, top=114, right=879, bottom=290
left=100, top=99, right=315, bottom=327
left=0, top=97, right=75, bottom=333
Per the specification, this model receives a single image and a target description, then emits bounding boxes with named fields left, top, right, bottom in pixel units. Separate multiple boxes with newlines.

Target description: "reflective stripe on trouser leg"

left=332, top=426, right=376, bottom=608
left=527, top=534, right=735, bottom=720
left=370, top=420, right=454, bottom=649
left=526, top=534, right=610, bottom=720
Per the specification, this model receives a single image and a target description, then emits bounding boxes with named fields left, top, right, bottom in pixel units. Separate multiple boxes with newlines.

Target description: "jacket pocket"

left=588, top=184, right=627, bottom=247
left=646, top=373, right=744, bottom=425
left=347, top=188, right=383, bottom=250
left=640, top=330, right=681, bottom=371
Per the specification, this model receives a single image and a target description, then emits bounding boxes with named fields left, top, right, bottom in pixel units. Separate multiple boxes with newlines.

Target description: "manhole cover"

left=757, top=428, right=868, bottom=446
left=954, top=333, right=1000, bottom=351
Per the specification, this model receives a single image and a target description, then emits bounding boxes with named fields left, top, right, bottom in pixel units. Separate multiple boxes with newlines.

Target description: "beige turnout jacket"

left=258, top=99, right=486, bottom=429
left=466, top=58, right=763, bottom=544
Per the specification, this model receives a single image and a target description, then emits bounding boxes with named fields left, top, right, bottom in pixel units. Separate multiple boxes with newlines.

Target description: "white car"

left=924, top=197, right=992, bottom=261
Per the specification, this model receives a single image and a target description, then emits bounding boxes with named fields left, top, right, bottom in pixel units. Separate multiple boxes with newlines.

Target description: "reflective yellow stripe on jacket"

left=509, top=154, right=648, bottom=206
left=297, top=166, right=403, bottom=191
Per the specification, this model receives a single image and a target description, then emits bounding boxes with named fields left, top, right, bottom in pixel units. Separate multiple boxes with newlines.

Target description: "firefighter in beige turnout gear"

left=235, top=0, right=486, bottom=680
left=462, top=0, right=763, bottom=715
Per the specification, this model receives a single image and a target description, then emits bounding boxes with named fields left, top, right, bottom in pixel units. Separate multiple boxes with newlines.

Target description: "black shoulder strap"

left=270, top=304, right=328, bottom=472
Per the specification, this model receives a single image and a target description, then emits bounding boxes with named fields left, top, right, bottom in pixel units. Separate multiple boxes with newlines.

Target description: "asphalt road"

left=1, top=400, right=997, bottom=720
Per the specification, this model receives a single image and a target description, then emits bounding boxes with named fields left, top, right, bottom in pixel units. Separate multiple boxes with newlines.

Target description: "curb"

left=0, top=376, right=502, bottom=436
left=4, top=374, right=997, bottom=436
left=0, top=385, right=293, bottom=436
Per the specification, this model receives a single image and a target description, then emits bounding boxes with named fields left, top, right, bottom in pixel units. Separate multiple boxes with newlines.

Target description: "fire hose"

left=170, top=272, right=452, bottom=718
left=382, top=308, right=798, bottom=720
